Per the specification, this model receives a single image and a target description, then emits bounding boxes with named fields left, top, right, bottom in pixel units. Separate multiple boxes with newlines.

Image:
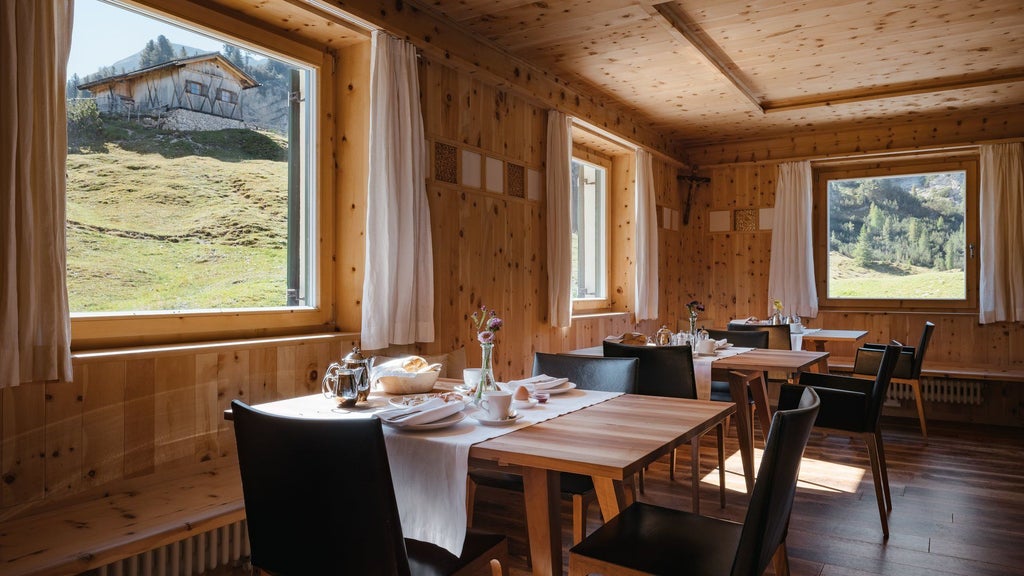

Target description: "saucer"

left=470, top=412, right=523, bottom=426
left=513, top=398, right=539, bottom=410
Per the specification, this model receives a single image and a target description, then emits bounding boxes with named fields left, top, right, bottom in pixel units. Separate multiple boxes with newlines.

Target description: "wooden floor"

left=469, top=417, right=1024, bottom=576
left=214, top=417, right=1023, bottom=576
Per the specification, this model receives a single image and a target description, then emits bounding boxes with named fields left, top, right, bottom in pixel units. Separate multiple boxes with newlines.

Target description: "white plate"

left=542, top=381, right=577, bottom=395
left=470, top=412, right=524, bottom=426
left=388, top=394, right=435, bottom=408
left=513, top=398, right=538, bottom=410
left=384, top=411, right=466, bottom=431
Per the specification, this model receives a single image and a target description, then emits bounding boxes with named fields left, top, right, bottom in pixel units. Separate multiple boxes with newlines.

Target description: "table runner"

left=691, top=346, right=752, bottom=398
left=384, top=388, right=619, bottom=555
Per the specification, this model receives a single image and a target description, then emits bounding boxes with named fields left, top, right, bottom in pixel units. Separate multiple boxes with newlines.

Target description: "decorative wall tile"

left=434, top=142, right=457, bottom=184
left=527, top=168, right=542, bottom=201
left=734, top=208, right=757, bottom=231
left=461, top=150, right=481, bottom=188
left=507, top=163, right=525, bottom=198
left=485, top=156, right=504, bottom=193
left=709, top=210, right=730, bottom=232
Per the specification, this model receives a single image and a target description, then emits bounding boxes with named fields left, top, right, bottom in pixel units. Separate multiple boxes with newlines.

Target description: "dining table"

left=796, top=327, right=869, bottom=353
left=226, top=384, right=733, bottom=576
left=569, top=343, right=829, bottom=492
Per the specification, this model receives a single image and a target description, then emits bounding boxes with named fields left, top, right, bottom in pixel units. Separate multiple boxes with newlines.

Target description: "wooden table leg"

left=591, top=476, right=627, bottom=522
left=522, top=467, right=561, bottom=576
left=728, top=371, right=756, bottom=492
left=748, top=372, right=773, bottom=447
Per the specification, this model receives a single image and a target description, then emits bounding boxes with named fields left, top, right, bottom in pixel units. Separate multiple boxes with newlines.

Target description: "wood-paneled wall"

left=0, top=334, right=354, bottom=513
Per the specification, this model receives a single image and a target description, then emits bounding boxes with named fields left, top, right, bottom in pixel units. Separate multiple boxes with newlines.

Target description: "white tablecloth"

left=257, top=389, right=620, bottom=555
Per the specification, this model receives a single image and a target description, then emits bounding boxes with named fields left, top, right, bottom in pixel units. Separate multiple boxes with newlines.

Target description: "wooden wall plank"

left=1, top=384, right=46, bottom=508
left=43, top=380, right=83, bottom=499
left=81, top=361, right=125, bottom=490
left=124, top=359, right=155, bottom=478
left=153, top=356, right=196, bottom=470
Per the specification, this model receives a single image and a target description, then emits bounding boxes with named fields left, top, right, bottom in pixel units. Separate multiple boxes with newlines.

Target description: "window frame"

left=216, top=87, right=237, bottom=103
left=69, top=0, right=337, bottom=350
left=570, top=148, right=612, bottom=313
left=812, top=153, right=979, bottom=312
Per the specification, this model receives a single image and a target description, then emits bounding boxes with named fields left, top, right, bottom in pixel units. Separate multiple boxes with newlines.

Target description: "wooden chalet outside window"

left=185, top=80, right=207, bottom=96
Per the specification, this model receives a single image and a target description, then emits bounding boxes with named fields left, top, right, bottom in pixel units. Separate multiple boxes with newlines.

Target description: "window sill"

left=571, top=310, right=631, bottom=321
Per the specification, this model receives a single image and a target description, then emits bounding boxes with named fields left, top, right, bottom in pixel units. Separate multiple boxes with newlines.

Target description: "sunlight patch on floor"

left=700, top=449, right=866, bottom=494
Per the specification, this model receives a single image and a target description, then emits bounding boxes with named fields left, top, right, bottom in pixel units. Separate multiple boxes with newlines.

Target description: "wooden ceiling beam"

left=646, top=1, right=764, bottom=114
left=762, top=70, right=1024, bottom=113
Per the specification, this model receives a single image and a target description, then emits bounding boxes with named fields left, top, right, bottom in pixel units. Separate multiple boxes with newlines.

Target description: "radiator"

left=91, top=520, right=249, bottom=576
left=888, top=377, right=984, bottom=405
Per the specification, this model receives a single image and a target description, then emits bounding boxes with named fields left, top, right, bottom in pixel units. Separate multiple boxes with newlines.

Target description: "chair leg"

left=874, top=428, right=893, bottom=511
left=909, top=378, right=928, bottom=437
left=466, top=476, right=478, bottom=528
left=864, top=432, right=890, bottom=538
left=716, top=422, right=726, bottom=508
left=572, top=492, right=598, bottom=544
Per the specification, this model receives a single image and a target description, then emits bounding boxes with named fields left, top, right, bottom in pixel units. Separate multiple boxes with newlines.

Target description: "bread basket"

left=372, top=356, right=442, bottom=394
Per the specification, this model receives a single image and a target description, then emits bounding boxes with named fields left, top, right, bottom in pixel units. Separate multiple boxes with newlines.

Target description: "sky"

left=67, top=0, right=223, bottom=77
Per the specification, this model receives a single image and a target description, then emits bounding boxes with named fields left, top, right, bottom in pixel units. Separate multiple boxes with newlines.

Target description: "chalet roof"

left=77, top=52, right=260, bottom=91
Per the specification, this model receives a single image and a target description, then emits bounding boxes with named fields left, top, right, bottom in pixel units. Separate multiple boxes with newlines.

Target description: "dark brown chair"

left=796, top=343, right=904, bottom=538
left=853, top=321, right=935, bottom=436
left=726, top=321, right=793, bottom=350
left=603, top=340, right=727, bottom=514
left=467, top=353, right=638, bottom=544
left=568, top=386, right=820, bottom=576
left=231, top=400, right=507, bottom=575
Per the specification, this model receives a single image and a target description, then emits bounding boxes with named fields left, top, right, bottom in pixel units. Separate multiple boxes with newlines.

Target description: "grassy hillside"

left=66, top=119, right=289, bottom=312
left=827, top=252, right=965, bottom=300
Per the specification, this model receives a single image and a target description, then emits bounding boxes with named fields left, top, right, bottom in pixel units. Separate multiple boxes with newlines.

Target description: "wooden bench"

left=0, top=459, right=245, bottom=576
left=828, top=358, right=1024, bottom=382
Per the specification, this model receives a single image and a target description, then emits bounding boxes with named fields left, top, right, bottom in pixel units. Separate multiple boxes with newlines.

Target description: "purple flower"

left=477, top=330, right=495, bottom=344
left=487, top=317, right=503, bottom=331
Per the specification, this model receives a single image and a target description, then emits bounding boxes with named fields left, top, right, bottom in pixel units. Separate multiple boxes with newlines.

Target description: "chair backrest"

left=865, top=343, right=904, bottom=426
left=730, top=386, right=820, bottom=576
left=726, top=321, right=792, bottom=350
left=602, top=341, right=697, bottom=399
left=909, top=321, right=935, bottom=378
left=231, top=400, right=411, bottom=576
left=706, top=328, right=769, bottom=349
left=532, top=353, right=638, bottom=393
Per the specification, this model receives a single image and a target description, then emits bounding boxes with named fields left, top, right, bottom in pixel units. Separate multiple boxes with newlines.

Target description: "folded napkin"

left=715, top=339, right=731, bottom=349
left=507, top=374, right=570, bottom=390
left=377, top=398, right=463, bottom=427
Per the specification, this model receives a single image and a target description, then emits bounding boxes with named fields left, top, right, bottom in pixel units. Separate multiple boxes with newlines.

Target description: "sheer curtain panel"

left=360, top=32, right=434, bottom=349
left=635, top=149, right=659, bottom=321
left=979, top=143, right=1024, bottom=324
left=0, top=0, right=74, bottom=388
left=546, top=110, right=573, bottom=328
left=767, top=161, right=818, bottom=318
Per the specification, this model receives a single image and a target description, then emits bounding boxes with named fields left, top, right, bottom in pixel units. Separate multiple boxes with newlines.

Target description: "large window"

left=570, top=158, right=608, bottom=307
left=814, top=156, right=978, bottom=310
left=66, top=0, right=330, bottom=346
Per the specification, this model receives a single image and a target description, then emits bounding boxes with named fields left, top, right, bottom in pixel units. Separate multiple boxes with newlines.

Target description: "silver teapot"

left=342, top=346, right=372, bottom=402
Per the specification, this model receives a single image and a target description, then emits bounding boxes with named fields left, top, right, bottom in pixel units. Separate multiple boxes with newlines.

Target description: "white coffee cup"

left=697, top=339, right=717, bottom=355
left=463, top=368, right=482, bottom=388
left=479, top=390, right=513, bottom=420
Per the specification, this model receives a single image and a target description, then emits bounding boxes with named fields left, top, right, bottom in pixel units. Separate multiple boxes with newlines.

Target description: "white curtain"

left=546, top=110, right=573, bottom=328
left=979, top=143, right=1024, bottom=324
left=767, top=160, right=818, bottom=318
left=0, top=0, right=75, bottom=388
left=361, top=32, right=434, bottom=349
left=635, top=149, right=659, bottom=321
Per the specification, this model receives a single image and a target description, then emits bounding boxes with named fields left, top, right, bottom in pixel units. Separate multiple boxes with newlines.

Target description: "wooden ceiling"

left=200, top=0, right=1024, bottom=150
left=421, top=0, right=1024, bottom=147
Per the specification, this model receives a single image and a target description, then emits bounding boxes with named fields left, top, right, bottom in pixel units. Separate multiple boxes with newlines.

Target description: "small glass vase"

left=688, top=313, right=698, bottom=342
left=475, top=342, right=498, bottom=403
